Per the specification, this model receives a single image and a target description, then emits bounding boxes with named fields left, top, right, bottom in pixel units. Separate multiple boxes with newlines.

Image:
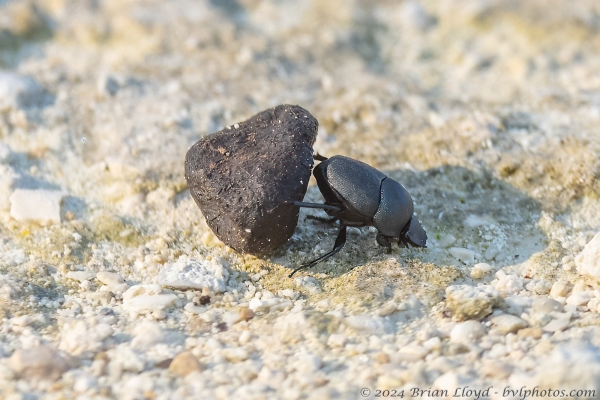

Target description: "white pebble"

left=490, top=314, right=528, bottom=334
left=470, top=263, right=494, bottom=279
left=543, top=318, right=570, bottom=333
left=449, top=247, right=475, bottom=263
left=450, top=320, right=485, bottom=343
left=157, top=256, right=230, bottom=293
left=565, top=291, right=592, bottom=307
left=327, top=333, right=346, bottom=348
left=66, top=271, right=96, bottom=282
left=10, top=189, right=64, bottom=225
left=550, top=281, right=570, bottom=298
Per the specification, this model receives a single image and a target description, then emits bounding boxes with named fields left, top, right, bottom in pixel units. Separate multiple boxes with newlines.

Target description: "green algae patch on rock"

left=185, top=104, right=318, bottom=256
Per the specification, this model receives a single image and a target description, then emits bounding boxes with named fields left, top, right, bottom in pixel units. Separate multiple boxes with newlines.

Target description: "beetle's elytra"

left=291, top=155, right=427, bottom=277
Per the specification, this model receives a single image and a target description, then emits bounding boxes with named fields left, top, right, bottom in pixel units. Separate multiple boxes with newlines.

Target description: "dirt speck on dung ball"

left=185, top=104, right=318, bottom=255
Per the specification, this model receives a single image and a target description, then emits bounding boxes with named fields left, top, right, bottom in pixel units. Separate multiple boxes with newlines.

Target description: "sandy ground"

left=1, top=0, right=600, bottom=399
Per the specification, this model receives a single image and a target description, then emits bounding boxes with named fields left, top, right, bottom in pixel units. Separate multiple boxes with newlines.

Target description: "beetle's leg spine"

left=293, top=202, right=341, bottom=212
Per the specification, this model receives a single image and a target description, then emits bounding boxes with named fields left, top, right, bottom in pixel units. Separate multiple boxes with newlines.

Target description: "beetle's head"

left=399, top=217, right=427, bottom=248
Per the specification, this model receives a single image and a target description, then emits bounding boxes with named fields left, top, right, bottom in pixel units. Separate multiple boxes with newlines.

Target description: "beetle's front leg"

left=376, top=232, right=393, bottom=253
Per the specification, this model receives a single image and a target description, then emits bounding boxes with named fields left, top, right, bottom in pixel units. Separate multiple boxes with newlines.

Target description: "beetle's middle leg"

left=289, top=225, right=347, bottom=277
left=376, top=233, right=393, bottom=253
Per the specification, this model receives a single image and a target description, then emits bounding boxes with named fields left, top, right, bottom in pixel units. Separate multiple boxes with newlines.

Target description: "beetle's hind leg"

left=313, top=153, right=328, bottom=161
left=376, top=233, right=393, bottom=254
left=289, top=225, right=347, bottom=277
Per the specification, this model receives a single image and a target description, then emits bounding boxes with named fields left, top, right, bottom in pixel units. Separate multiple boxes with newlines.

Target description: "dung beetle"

left=290, top=154, right=427, bottom=277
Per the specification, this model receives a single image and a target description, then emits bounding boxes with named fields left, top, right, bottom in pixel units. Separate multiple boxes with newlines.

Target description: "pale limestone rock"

left=565, top=291, right=593, bottom=306
left=66, top=270, right=96, bottom=282
left=576, top=232, right=600, bottom=280
left=550, top=281, right=570, bottom=298
left=157, top=256, right=230, bottom=293
left=9, top=346, right=77, bottom=381
left=96, top=271, right=125, bottom=286
left=449, top=247, right=476, bottom=263
left=450, top=320, right=485, bottom=342
left=493, top=270, right=524, bottom=295
left=532, top=298, right=563, bottom=314
left=169, top=352, right=202, bottom=376
left=470, top=262, right=494, bottom=279
left=490, top=314, right=528, bottom=334
left=131, top=321, right=184, bottom=350
left=59, top=320, right=113, bottom=356
left=123, top=294, right=178, bottom=315
left=10, top=189, right=64, bottom=225
left=123, top=284, right=177, bottom=315
left=543, top=317, right=570, bottom=333
left=445, top=284, right=504, bottom=320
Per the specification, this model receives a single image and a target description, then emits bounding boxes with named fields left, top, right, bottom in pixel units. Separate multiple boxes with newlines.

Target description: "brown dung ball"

left=185, top=104, right=318, bottom=255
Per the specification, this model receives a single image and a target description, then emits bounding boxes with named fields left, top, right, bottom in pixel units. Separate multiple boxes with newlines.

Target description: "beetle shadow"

left=277, top=165, right=547, bottom=288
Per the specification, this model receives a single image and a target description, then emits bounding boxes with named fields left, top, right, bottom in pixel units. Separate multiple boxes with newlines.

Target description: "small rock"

left=294, top=276, right=322, bottom=294
left=10, top=189, right=64, bottom=225
left=123, top=294, right=178, bottom=315
left=344, top=315, right=391, bottom=334
left=550, top=281, right=570, bottom=298
left=66, top=271, right=96, bottom=282
left=131, top=321, right=184, bottom=350
left=423, top=336, right=442, bottom=351
left=96, top=271, right=125, bottom=285
left=396, top=345, right=428, bottom=362
left=157, top=256, right=230, bottom=293
left=106, top=346, right=145, bottom=373
left=532, top=298, right=563, bottom=314
left=222, top=347, right=249, bottom=363
left=85, top=291, right=112, bottom=306
left=9, top=346, right=77, bottom=381
left=73, top=374, right=97, bottom=393
left=565, top=291, right=593, bottom=307
left=122, top=284, right=177, bottom=315
left=327, top=333, right=346, bottom=348
left=518, top=327, right=543, bottom=339
left=491, top=314, right=528, bottom=334
left=449, top=247, right=475, bottom=263
left=525, top=279, right=552, bottom=295
left=59, top=320, right=113, bottom=356
left=493, top=270, right=524, bottom=295
left=96, top=271, right=129, bottom=293
left=0, top=71, right=44, bottom=110
left=438, top=234, right=456, bottom=248
left=169, top=352, right=202, bottom=376
left=377, top=301, right=398, bottom=316
left=238, top=306, right=255, bottom=321
left=185, top=105, right=318, bottom=255
left=183, top=303, right=206, bottom=314
left=543, top=317, right=570, bottom=333
left=470, top=262, right=494, bottom=279
left=445, top=285, right=504, bottom=321
left=575, top=232, right=600, bottom=281
left=450, top=320, right=485, bottom=343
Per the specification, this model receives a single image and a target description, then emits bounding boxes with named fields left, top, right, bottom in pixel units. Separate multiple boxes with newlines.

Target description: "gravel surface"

left=1, top=1, right=600, bottom=399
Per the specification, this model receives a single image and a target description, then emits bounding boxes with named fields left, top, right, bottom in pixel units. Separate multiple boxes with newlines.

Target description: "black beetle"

left=290, top=155, right=427, bottom=277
